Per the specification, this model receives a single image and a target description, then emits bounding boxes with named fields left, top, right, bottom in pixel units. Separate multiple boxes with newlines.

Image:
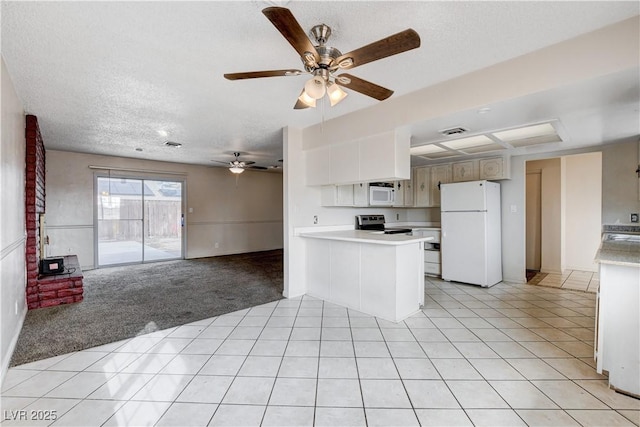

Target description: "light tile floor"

left=529, top=270, right=599, bottom=293
left=2, top=277, right=639, bottom=426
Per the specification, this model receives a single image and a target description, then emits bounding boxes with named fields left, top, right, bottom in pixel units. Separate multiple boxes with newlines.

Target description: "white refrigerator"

left=440, top=180, right=502, bottom=287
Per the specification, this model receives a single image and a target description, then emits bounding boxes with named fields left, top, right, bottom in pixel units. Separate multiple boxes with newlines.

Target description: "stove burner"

left=355, top=214, right=412, bottom=234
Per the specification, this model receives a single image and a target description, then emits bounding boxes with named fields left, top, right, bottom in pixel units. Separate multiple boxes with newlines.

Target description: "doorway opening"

left=95, top=175, right=184, bottom=267
left=524, top=152, right=602, bottom=292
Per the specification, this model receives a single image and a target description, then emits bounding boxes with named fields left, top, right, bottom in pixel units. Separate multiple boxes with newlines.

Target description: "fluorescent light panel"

left=440, top=135, right=494, bottom=150
left=493, top=123, right=556, bottom=141
left=410, top=144, right=447, bottom=156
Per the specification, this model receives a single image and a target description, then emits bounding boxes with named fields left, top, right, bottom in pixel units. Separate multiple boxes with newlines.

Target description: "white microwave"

left=369, top=183, right=395, bottom=206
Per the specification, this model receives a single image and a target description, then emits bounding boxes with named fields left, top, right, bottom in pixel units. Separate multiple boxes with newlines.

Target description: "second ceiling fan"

left=224, top=7, right=421, bottom=109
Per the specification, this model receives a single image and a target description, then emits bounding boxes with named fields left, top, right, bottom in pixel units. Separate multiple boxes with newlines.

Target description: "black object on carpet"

left=10, top=250, right=283, bottom=367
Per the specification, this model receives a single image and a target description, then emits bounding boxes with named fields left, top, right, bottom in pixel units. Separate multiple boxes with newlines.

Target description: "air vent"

left=440, top=127, right=468, bottom=136
left=164, top=141, right=182, bottom=148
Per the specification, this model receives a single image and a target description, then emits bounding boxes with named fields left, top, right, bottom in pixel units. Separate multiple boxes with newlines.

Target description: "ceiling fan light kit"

left=224, top=7, right=421, bottom=109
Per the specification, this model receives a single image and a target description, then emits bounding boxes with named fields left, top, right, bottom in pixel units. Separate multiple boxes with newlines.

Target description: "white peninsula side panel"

left=304, top=236, right=425, bottom=323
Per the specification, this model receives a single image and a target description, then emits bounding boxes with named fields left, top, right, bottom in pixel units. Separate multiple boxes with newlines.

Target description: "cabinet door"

left=414, top=167, right=431, bottom=207
left=430, top=164, right=452, bottom=207
left=394, top=181, right=405, bottom=206
left=452, top=160, right=477, bottom=182
left=353, top=183, right=369, bottom=207
left=404, top=177, right=414, bottom=207
left=336, top=184, right=355, bottom=206
left=479, top=157, right=505, bottom=180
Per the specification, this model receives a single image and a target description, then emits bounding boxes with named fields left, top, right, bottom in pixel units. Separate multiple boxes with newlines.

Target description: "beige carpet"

left=10, top=250, right=283, bottom=367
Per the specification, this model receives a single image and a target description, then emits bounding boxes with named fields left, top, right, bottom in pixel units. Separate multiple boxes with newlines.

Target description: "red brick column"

left=25, top=115, right=46, bottom=309
left=24, top=115, right=83, bottom=309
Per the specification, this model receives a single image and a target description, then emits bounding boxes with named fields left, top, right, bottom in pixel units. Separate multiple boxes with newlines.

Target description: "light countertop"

left=299, top=230, right=434, bottom=246
left=595, top=233, right=640, bottom=267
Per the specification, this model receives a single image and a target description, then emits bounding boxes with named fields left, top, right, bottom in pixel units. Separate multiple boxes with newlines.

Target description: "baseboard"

left=1, top=304, right=27, bottom=387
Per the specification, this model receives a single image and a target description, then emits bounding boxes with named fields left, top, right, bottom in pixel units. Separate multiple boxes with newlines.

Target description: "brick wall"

left=24, top=115, right=83, bottom=309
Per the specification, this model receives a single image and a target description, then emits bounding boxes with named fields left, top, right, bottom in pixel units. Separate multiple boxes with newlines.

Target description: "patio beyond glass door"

left=97, top=176, right=183, bottom=266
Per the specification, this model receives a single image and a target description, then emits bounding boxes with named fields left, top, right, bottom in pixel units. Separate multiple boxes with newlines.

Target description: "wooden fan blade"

left=224, top=69, right=303, bottom=80
left=262, top=7, right=320, bottom=64
left=242, top=161, right=256, bottom=165
left=336, top=74, right=393, bottom=101
left=211, top=160, right=232, bottom=165
left=248, top=166, right=268, bottom=170
left=334, top=29, right=420, bottom=70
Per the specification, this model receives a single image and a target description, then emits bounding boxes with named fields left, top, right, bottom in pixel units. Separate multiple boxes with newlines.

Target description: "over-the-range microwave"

left=369, top=182, right=395, bottom=206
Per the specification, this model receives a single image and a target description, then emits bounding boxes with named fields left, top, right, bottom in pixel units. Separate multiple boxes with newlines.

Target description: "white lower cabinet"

left=305, top=238, right=425, bottom=322
left=413, top=229, right=441, bottom=277
left=596, top=262, right=640, bottom=397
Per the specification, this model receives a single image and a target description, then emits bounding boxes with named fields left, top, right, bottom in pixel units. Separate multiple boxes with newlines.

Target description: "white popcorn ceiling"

left=1, top=1, right=638, bottom=168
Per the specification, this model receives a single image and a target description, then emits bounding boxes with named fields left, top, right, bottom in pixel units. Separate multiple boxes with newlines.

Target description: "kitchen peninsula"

left=594, top=227, right=640, bottom=398
left=300, top=229, right=434, bottom=322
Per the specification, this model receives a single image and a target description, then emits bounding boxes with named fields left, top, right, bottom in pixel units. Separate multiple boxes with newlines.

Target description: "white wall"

left=602, top=140, right=640, bottom=225
left=0, top=57, right=27, bottom=383
left=564, top=152, right=602, bottom=271
left=45, top=151, right=283, bottom=270
left=526, top=158, right=562, bottom=273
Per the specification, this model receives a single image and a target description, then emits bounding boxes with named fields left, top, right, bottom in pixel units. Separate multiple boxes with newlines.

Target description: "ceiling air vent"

left=164, top=141, right=182, bottom=148
left=440, top=127, right=468, bottom=137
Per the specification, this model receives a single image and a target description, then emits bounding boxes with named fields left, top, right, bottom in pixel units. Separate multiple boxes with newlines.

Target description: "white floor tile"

left=566, top=409, right=637, bottom=426
left=365, top=408, right=420, bottom=426
left=360, top=379, right=412, bottom=408
left=221, top=376, right=275, bottom=405
left=102, top=400, right=171, bottom=426
left=446, top=380, right=509, bottom=409
left=50, top=399, right=125, bottom=427
left=277, top=356, right=319, bottom=378
left=314, top=407, right=366, bottom=426
left=515, top=409, right=581, bottom=426
left=318, top=357, right=358, bottom=379
left=262, top=406, right=314, bottom=427
left=155, top=402, right=217, bottom=426
left=356, top=358, right=399, bottom=379
left=316, top=378, right=363, bottom=407
left=210, top=404, right=266, bottom=426
left=465, top=409, right=527, bottom=426
left=268, top=377, right=317, bottom=406
left=532, top=380, right=609, bottom=409
left=175, top=375, right=233, bottom=404
left=403, top=379, right=460, bottom=408
left=414, top=409, right=473, bottom=426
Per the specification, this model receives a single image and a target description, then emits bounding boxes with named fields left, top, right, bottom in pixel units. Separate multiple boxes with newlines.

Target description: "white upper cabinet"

left=305, top=146, right=331, bottom=186
left=305, top=130, right=410, bottom=186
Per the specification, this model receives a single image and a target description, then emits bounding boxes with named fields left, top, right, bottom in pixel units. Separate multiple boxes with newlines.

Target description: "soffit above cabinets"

left=410, top=120, right=563, bottom=161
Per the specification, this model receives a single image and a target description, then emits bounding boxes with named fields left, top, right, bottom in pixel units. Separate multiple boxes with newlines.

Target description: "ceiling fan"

left=224, top=7, right=421, bottom=109
left=212, top=152, right=268, bottom=174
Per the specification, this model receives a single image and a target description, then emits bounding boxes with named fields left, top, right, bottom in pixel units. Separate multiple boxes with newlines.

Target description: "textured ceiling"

left=1, top=1, right=639, bottom=168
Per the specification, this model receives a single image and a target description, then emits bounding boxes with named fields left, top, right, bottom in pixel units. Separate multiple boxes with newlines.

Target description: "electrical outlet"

left=214, top=242, right=219, bottom=248
left=396, top=213, right=399, bottom=220
left=631, top=213, right=639, bottom=223
left=313, top=215, right=318, bottom=224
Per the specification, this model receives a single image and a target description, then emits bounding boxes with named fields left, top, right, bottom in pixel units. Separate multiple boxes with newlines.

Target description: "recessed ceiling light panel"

left=410, top=144, right=447, bottom=156
left=441, top=135, right=494, bottom=150
left=493, top=123, right=556, bottom=141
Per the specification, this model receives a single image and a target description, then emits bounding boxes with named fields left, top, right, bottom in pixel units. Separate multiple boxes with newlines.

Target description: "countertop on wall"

left=595, top=227, right=640, bottom=267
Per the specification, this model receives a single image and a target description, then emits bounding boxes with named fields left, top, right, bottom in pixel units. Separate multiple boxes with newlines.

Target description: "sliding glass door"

left=96, top=176, right=183, bottom=266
